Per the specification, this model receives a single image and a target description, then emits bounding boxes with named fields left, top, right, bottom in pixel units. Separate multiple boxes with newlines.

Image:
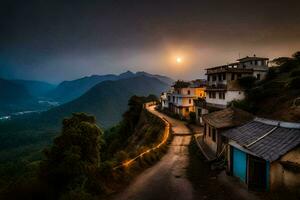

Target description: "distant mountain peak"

left=118, top=70, right=136, bottom=79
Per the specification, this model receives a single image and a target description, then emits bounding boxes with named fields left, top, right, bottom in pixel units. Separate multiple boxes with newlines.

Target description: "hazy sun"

left=176, top=57, right=182, bottom=63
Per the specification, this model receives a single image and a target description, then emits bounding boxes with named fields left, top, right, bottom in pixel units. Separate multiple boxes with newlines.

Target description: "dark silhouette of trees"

left=39, top=113, right=104, bottom=198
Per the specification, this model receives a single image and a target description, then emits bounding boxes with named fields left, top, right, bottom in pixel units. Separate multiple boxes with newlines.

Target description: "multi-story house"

left=161, top=80, right=206, bottom=119
left=205, top=55, right=269, bottom=110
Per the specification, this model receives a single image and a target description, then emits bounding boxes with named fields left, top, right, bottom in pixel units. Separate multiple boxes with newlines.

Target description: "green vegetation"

left=173, top=80, right=190, bottom=88
left=231, top=51, right=300, bottom=122
left=0, top=95, right=167, bottom=199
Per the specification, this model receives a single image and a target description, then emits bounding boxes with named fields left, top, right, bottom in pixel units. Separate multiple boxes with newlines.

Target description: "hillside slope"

left=43, top=75, right=169, bottom=128
left=0, top=78, right=36, bottom=115
left=12, top=80, right=55, bottom=97
left=234, top=52, right=300, bottom=122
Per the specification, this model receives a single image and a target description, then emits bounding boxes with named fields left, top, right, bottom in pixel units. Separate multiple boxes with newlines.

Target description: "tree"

left=173, top=80, right=190, bottom=88
left=238, top=76, right=256, bottom=90
left=39, top=113, right=103, bottom=196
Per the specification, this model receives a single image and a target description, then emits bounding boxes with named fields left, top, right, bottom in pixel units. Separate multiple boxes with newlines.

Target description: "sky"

left=1, top=0, right=300, bottom=83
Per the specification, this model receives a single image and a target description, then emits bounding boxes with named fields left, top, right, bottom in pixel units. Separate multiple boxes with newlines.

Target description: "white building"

left=205, top=55, right=269, bottom=110
left=161, top=80, right=206, bottom=119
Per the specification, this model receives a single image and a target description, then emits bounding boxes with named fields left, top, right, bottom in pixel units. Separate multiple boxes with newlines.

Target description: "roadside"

left=187, top=126, right=262, bottom=200
left=111, top=105, right=196, bottom=200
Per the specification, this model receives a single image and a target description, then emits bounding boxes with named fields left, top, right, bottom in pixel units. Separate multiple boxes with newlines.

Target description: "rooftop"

left=202, top=107, right=254, bottom=129
left=222, top=117, right=300, bottom=162
left=237, top=56, right=269, bottom=62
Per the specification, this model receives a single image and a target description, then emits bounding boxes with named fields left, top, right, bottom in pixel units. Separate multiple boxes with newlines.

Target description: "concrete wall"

left=203, top=123, right=218, bottom=154
left=206, top=90, right=245, bottom=106
left=195, top=106, right=209, bottom=125
left=270, top=147, right=300, bottom=191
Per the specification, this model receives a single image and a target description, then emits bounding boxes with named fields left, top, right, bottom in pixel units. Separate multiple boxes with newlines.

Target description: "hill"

left=12, top=80, right=55, bottom=97
left=0, top=75, right=168, bottom=156
left=42, top=75, right=169, bottom=128
left=0, top=78, right=36, bottom=115
left=47, top=71, right=173, bottom=103
left=233, top=51, right=300, bottom=122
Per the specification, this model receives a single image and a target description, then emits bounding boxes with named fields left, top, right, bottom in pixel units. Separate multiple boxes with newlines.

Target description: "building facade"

left=161, top=80, right=206, bottom=119
left=205, top=55, right=269, bottom=110
left=223, top=118, right=300, bottom=191
left=201, top=107, right=253, bottom=157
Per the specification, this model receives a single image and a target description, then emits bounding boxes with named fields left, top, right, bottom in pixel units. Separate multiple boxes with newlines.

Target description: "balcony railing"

left=205, top=84, right=227, bottom=91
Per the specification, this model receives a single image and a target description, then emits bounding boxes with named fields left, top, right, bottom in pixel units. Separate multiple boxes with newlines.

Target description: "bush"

left=229, top=100, right=254, bottom=113
left=279, top=60, right=299, bottom=73
left=289, top=77, right=300, bottom=89
left=290, top=70, right=300, bottom=77
left=238, top=76, right=256, bottom=89
left=265, top=67, right=279, bottom=80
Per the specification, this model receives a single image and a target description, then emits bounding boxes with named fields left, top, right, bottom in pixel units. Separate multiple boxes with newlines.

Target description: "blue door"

left=233, top=147, right=247, bottom=182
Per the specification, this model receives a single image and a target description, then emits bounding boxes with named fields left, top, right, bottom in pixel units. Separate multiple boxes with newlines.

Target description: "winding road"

left=113, top=105, right=196, bottom=200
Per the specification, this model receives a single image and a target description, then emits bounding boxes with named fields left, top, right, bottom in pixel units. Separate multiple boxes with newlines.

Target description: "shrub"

left=290, top=70, right=300, bottom=77
left=229, top=100, right=254, bottom=113
left=265, top=67, right=279, bottom=80
left=238, top=76, right=256, bottom=89
left=289, top=77, right=300, bottom=89
left=279, top=60, right=299, bottom=73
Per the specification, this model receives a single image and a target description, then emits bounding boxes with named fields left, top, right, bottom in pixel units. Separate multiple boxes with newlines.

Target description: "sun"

left=176, top=57, right=182, bottom=64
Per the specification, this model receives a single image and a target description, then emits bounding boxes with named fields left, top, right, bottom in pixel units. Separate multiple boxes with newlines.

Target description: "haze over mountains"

left=47, top=71, right=173, bottom=103
left=0, top=72, right=171, bottom=163
left=42, top=75, right=169, bottom=128
left=0, top=71, right=173, bottom=116
left=0, top=78, right=56, bottom=115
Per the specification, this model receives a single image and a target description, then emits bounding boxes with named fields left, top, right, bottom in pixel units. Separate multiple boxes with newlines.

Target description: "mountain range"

left=47, top=71, right=173, bottom=103
left=41, top=75, right=169, bottom=128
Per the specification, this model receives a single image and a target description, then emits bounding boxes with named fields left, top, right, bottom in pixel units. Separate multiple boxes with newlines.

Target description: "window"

left=218, top=74, right=222, bottom=81
left=212, top=75, right=216, bottom=81
left=173, top=96, right=175, bottom=102
left=212, top=92, right=216, bottom=99
left=208, top=75, right=210, bottom=81
left=189, top=99, right=192, bottom=104
left=222, top=73, right=226, bottom=80
left=219, top=92, right=225, bottom=99
left=187, top=90, right=190, bottom=95
left=231, top=73, right=235, bottom=80
left=257, top=74, right=261, bottom=80
left=254, top=60, right=258, bottom=65
left=212, top=128, right=216, bottom=142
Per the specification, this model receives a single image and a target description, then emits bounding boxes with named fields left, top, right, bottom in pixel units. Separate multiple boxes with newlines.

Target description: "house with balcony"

left=205, top=55, right=269, bottom=111
left=161, top=80, right=206, bottom=119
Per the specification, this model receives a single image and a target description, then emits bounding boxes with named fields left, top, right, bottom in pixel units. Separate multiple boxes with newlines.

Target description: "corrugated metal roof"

left=203, top=107, right=253, bottom=129
left=223, top=118, right=300, bottom=162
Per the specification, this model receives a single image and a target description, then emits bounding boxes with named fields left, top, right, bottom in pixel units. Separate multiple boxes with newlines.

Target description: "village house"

left=160, top=80, right=205, bottom=119
left=199, top=107, right=253, bottom=160
left=204, top=55, right=269, bottom=111
left=194, top=98, right=208, bottom=125
left=222, top=118, right=300, bottom=191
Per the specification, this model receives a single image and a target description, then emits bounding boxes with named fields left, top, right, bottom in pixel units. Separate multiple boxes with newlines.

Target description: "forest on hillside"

left=0, top=95, right=168, bottom=199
